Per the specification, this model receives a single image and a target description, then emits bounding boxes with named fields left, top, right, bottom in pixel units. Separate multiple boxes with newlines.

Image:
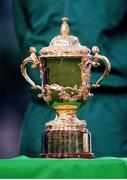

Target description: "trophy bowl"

left=20, top=17, right=111, bottom=158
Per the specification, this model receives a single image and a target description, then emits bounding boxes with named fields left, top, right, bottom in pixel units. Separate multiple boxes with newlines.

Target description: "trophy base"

left=40, top=105, right=94, bottom=159
left=39, top=152, right=94, bottom=158
left=40, top=130, right=94, bottom=159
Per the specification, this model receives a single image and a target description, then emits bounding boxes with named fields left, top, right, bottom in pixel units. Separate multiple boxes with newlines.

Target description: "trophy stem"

left=40, top=105, right=94, bottom=158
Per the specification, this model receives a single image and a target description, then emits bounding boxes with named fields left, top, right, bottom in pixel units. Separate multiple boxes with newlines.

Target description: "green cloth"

left=1, top=156, right=127, bottom=178
left=13, top=0, right=127, bottom=157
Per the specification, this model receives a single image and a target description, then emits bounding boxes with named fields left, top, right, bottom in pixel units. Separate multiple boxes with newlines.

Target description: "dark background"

left=1, top=0, right=127, bottom=159
left=0, top=0, right=29, bottom=158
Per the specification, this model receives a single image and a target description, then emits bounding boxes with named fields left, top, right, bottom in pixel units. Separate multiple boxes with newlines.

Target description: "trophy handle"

left=20, top=47, right=42, bottom=90
left=91, top=46, right=111, bottom=88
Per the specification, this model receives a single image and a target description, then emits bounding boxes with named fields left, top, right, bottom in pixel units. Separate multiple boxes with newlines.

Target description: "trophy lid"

left=40, top=17, right=90, bottom=58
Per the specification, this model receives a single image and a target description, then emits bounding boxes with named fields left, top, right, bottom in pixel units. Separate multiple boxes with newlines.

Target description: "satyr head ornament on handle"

left=21, top=17, right=111, bottom=158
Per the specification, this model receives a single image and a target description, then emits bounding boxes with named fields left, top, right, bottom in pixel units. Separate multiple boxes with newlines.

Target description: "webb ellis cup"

left=20, top=17, right=111, bottom=158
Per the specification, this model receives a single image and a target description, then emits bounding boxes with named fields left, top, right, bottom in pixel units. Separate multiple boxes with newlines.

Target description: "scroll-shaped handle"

left=20, top=47, right=42, bottom=90
left=91, top=46, right=111, bottom=88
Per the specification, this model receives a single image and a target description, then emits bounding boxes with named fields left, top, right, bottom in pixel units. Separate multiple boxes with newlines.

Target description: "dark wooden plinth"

left=39, top=152, right=95, bottom=158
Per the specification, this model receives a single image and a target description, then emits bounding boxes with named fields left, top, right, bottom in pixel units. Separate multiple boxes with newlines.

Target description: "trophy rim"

left=40, top=55, right=84, bottom=58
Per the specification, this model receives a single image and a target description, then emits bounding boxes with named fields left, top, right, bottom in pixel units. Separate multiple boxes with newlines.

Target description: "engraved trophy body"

left=21, top=17, right=111, bottom=158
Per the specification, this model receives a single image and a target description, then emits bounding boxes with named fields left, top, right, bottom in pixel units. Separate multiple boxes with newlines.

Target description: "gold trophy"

left=20, top=17, right=111, bottom=158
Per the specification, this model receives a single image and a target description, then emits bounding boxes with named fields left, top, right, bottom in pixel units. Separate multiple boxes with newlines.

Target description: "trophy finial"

left=60, top=17, right=70, bottom=37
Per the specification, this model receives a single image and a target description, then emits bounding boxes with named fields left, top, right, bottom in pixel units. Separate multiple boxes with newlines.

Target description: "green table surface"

left=0, top=156, right=127, bottom=178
